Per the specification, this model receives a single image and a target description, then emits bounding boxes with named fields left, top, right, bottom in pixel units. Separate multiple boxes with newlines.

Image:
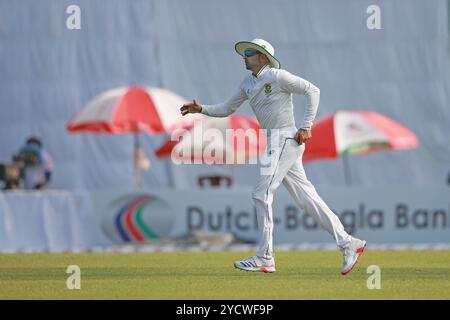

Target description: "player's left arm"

left=277, top=70, right=320, bottom=144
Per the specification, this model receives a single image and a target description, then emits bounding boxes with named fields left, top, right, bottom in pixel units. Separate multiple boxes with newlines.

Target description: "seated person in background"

left=19, top=136, right=55, bottom=190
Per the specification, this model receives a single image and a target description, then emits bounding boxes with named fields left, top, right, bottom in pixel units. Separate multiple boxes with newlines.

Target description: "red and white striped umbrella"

left=66, top=86, right=202, bottom=134
left=303, top=110, right=419, bottom=162
left=156, top=114, right=266, bottom=164
left=66, top=86, right=204, bottom=188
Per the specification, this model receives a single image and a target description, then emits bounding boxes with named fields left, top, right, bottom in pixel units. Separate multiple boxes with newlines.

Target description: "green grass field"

left=0, top=250, right=449, bottom=299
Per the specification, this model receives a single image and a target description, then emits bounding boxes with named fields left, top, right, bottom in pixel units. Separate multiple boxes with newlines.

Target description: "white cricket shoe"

left=234, top=256, right=276, bottom=273
left=340, top=237, right=366, bottom=276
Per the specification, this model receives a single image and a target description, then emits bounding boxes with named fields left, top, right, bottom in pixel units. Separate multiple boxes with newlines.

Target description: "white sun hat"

left=235, top=38, right=281, bottom=69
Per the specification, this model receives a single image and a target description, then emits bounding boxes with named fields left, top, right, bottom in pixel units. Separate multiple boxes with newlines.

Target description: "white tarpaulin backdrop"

left=0, top=0, right=450, bottom=190
left=0, top=190, right=93, bottom=252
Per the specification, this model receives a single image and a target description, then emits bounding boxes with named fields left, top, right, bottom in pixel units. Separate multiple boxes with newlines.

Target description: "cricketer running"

left=180, top=38, right=366, bottom=275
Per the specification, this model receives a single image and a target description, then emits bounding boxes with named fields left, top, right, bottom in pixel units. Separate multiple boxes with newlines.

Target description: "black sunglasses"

left=244, top=49, right=262, bottom=57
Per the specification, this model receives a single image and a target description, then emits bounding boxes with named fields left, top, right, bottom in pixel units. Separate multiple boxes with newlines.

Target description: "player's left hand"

left=295, top=128, right=311, bottom=145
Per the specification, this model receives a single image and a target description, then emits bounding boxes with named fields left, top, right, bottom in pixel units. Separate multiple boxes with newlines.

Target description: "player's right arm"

left=180, top=83, right=247, bottom=117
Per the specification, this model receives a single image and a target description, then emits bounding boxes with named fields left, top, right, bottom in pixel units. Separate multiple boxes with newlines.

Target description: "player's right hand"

left=180, top=99, right=202, bottom=116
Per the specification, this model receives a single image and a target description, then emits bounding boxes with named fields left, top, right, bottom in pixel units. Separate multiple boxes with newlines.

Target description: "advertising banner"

left=92, top=187, right=450, bottom=246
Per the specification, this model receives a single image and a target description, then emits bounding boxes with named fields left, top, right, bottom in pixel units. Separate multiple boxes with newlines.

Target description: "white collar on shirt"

left=253, top=64, right=271, bottom=79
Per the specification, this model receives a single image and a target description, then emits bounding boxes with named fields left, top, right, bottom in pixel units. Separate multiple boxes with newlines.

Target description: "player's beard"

left=245, top=60, right=256, bottom=71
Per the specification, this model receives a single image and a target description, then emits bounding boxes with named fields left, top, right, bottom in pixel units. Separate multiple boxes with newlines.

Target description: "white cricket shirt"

left=201, top=65, right=320, bottom=132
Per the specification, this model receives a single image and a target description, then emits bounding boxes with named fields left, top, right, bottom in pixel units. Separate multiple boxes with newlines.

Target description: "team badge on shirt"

left=264, top=83, right=272, bottom=97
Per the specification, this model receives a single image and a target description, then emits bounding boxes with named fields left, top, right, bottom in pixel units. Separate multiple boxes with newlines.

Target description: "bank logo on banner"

left=101, top=194, right=175, bottom=243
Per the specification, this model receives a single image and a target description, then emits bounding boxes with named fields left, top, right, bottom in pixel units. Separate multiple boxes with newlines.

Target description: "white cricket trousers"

left=252, top=130, right=350, bottom=259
